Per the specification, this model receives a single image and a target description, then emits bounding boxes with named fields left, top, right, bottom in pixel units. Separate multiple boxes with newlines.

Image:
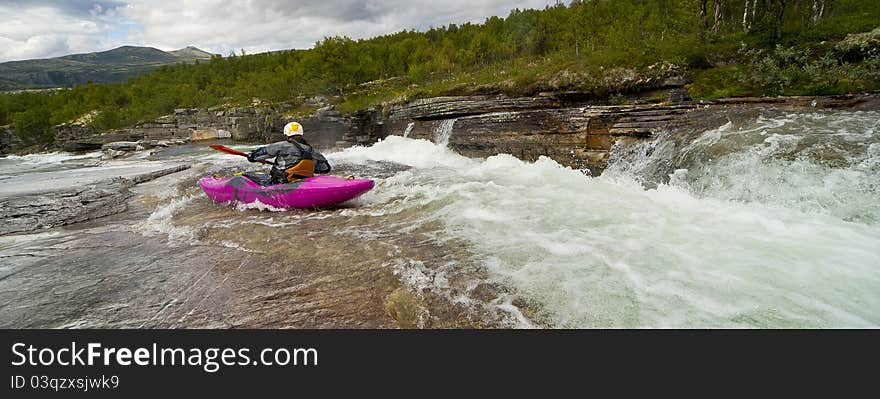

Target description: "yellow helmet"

left=283, top=121, right=304, bottom=136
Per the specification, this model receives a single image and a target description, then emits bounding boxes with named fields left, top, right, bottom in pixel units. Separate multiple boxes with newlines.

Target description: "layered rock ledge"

left=6, top=92, right=879, bottom=177
left=41, top=104, right=360, bottom=153
left=0, top=164, right=189, bottom=235
left=385, top=93, right=880, bottom=174
left=387, top=95, right=562, bottom=121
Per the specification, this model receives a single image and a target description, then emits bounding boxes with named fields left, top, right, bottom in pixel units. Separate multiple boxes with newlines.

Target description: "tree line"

left=1, top=0, right=877, bottom=150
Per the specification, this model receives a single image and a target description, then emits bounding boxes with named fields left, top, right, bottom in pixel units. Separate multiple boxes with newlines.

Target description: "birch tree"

left=713, top=0, right=724, bottom=32
left=742, top=0, right=757, bottom=32
left=811, top=0, right=829, bottom=23
left=701, top=0, right=708, bottom=29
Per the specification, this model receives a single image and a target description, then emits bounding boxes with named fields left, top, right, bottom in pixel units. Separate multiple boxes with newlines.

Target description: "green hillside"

left=2, top=0, right=879, bottom=151
left=0, top=46, right=215, bottom=90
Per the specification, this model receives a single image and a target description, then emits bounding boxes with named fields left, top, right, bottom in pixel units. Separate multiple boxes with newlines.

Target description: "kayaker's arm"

left=314, top=151, right=331, bottom=174
left=248, top=146, right=273, bottom=163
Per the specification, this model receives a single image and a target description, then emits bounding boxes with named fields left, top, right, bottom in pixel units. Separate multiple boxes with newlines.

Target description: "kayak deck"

left=199, top=175, right=374, bottom=209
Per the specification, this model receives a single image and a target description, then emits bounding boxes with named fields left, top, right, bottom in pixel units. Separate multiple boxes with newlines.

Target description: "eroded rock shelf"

left=385, top=93, right=880, bottom=174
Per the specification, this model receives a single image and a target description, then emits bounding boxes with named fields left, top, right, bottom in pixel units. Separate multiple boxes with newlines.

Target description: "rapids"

left=333, top=109, right=880, bottom=327
left=1, top=109, right=878, bottom=328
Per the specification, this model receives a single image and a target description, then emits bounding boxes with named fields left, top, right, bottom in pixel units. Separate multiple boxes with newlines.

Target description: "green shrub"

left=12, top=109, right=53, bottom=146
left=835, top=27, right=880, bottom=62
left=686, top=67, right=754, bottom=99
left=735, top=41, right=880, bottom=96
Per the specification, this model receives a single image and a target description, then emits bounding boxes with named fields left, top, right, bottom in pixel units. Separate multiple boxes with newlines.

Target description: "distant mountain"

left=168, top=46, right=216, bottom=59
left=0, top=46, right=217, bottom=90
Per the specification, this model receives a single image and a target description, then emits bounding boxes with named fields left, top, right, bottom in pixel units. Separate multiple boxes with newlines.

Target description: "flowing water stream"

left=1, top=109, right=878, bottom=328
left=432, top=119, right=456, bottom=147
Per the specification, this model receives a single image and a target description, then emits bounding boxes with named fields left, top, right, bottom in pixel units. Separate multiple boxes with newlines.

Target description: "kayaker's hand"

left=246, top=153, right=256, bottom=162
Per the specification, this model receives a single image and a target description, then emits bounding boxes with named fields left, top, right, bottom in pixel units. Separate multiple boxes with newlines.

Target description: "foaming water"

left=327, top=117, right=880, bottom=327
left=0, top=151, right=104, bottom=180
left=2, top=151, right=102, bottom=164
left=604, top=111, right=880, bottom=224
left=136, top=195, right=199, bottom=243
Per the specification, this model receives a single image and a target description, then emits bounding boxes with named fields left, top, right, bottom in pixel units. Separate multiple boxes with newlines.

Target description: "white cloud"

left=0, top=2, right=126, bottom=61
left=0, top=0, right=559, bottom=62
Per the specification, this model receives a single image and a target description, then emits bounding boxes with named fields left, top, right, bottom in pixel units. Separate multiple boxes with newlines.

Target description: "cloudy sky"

left=0, top=0, right=560, bottom=62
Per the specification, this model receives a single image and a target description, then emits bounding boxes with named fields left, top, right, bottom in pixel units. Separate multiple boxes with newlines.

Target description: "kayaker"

left=247, top=121, right=331, bottom=184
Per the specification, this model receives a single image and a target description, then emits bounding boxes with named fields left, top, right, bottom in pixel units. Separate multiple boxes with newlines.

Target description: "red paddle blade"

left=209, top=144, right=248, bottom=157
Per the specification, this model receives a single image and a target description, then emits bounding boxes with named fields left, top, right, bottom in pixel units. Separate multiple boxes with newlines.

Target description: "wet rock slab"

left=0, top=218, right=482, bottom=329
left=0, top=164, right=189, bottom=235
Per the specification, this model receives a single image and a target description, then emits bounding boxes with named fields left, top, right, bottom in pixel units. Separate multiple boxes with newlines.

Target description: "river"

left=1, top=109, right=878, bottom=328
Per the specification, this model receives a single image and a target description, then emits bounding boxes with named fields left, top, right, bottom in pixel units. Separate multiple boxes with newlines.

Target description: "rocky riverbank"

left=0, top=100, right=371, bottom=155
left=3, top=92, right=879, bottom=177
left=384, top=92, right=880, bottom=174
left=0, top=162, right=189, bottom=235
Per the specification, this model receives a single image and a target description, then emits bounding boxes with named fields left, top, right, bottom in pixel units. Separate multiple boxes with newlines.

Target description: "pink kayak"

left=198, top=175, right=374, bottom=209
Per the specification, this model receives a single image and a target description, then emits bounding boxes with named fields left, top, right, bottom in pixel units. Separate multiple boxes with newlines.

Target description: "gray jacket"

left=249, top=138, right=331, bottom=175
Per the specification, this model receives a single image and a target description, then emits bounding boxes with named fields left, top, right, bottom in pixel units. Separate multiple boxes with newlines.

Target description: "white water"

left=433, top=119, right=456, bottom=147
left=403, top=122, right=415, bottom=138
left=331, top=111, right=880, bottom=328
left=604, top=111, right=880, bottom=223
left=1, top=151, right=102, bottom=164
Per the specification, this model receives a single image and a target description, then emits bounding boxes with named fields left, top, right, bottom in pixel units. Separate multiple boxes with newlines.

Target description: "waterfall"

left=402, top=122, right=414, bottom=138
left=432, top=119, right=456, bottom=147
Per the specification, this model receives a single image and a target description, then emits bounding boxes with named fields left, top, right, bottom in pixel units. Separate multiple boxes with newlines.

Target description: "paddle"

left=209, top=144, right=274, bottom=165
